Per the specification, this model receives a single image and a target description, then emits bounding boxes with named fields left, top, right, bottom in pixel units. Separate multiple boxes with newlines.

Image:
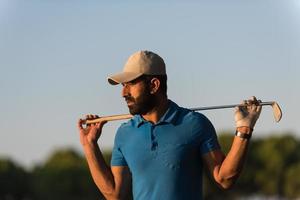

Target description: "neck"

left=142, top=97, right=169, bottom=124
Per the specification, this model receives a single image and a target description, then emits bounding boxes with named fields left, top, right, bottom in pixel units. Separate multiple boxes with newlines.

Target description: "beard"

left=125, top=87, right=156, bottom=115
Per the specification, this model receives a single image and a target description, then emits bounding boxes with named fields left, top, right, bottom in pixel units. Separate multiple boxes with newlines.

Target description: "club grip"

left=84, top=114, right=133, bottom=124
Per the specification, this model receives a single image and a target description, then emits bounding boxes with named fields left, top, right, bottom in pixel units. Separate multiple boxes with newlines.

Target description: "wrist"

left=236, top=126, right=253, bottom=134
left=82, top=142, right=100, bottom=156
left=235, top=126, right=253, bottom=140
left=235, top=131, right=251, bottom=140
left=82, top=139, right=98, bottom=149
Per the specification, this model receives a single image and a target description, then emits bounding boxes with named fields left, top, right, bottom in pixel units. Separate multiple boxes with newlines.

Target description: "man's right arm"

left=78, top=116, right=132, bottom=200
left=83, top=142, right=132, bottom=200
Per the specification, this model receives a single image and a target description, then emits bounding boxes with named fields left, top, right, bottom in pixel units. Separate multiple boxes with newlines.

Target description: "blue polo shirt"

left=111, top=100, right=220, bottom=200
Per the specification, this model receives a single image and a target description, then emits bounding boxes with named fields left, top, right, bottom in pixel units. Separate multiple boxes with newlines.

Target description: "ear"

left=149, top=78, right=160, bottom=94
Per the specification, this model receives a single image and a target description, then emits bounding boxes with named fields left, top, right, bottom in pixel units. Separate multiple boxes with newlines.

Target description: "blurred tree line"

left=1, top=132, right=300, bottom=200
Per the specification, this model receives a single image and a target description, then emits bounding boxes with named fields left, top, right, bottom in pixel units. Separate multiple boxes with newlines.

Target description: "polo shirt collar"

left=133, top=100, right=179, bottom=127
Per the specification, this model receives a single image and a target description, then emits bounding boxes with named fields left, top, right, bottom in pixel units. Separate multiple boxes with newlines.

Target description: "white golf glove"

left=235, top=96, right=262, bottom=129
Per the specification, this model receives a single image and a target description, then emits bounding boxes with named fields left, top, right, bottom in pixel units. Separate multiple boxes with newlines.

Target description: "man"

left=77, top=50, right=261, bottom=200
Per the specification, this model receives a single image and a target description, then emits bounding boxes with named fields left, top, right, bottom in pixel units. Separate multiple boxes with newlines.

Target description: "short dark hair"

left=142, top=75, right=168, bottom=97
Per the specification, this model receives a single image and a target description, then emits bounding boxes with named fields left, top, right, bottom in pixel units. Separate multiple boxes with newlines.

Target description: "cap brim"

left=107, top=72, right=143, bottom=85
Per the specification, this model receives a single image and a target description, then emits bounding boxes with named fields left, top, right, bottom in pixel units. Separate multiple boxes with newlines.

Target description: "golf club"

left=83, top=101, right=282, bottom=125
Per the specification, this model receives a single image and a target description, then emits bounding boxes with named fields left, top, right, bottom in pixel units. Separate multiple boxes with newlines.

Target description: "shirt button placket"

left=150, top=125, right=158, bottom=151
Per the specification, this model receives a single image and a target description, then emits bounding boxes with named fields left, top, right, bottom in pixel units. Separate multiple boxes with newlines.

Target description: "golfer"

left=77, top=50, right=262, bottom=200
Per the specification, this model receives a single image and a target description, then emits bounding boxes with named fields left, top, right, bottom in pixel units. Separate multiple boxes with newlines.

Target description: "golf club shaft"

left=190, top=101, right=274, bottom=111
left=84, top=101, right=275, bottom=124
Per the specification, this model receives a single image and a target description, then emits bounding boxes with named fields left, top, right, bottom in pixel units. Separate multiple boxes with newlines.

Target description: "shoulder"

left=180, top=106, right=212, bottom=127
left=116, top=119, right=134, bottom=135
left=117, top=115, right=140, bottom=130
left=114, top=116, right=138, bottom=140
left=167, top=100, right=213, bottom=128
left=187, top=110, right=210, bottom=122
left=177, top=105, right=216, bottom=137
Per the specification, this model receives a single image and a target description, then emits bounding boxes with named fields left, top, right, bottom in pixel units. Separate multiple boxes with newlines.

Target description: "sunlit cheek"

left=130, top=85, right=142, bottom=98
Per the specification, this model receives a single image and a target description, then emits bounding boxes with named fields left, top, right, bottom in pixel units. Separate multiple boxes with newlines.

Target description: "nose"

left=122, top=84, right=129, bottom=97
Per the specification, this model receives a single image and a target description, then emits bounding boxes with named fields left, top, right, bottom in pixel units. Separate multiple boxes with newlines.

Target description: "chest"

left=121, top=123, right=202, bottom=174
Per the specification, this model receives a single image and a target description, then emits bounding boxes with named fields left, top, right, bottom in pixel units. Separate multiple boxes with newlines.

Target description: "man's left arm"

left=202, top=96, right=262, bottom=189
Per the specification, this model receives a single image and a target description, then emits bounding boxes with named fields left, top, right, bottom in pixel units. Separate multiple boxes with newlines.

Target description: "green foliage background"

left=1, top=132, right=300, bottom=200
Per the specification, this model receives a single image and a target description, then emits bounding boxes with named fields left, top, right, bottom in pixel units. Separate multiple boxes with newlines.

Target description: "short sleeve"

left=110, top=128, right=128, bottom=166
left=198, top=115, right=221, bottom=154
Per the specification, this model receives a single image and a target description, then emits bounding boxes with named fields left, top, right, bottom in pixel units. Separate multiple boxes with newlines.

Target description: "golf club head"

left=271, top=102, right=282, bottom=122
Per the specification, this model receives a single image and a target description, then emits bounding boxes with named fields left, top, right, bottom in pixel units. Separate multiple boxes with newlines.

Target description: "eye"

left=122, top=82, right=131, bottom=87
left=122, top=82, right=134, bottom=88
left=126, top=80, right=137, bottom=86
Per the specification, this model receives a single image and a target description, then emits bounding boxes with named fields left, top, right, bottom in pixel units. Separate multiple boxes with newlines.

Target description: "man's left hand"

left=235, top=96, right=262, bottom=129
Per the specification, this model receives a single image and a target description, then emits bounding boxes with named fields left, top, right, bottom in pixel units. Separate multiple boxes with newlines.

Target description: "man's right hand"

left=77, top=115, right=107, bottom=146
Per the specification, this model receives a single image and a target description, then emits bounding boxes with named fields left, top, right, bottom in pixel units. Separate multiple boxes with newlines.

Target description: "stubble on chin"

left=126, top=95, right=156, bottom=115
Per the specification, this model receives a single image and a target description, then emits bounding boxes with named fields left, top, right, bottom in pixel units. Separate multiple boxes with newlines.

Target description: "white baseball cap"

left=108, top=50, right=166, bottom=85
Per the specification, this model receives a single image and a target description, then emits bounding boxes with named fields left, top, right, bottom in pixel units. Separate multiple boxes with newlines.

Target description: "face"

left=122, top=77, right=156, bottom=115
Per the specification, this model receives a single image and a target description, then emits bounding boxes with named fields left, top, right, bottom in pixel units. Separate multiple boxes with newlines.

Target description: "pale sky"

left=0, top=0, right=299, bottom=168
